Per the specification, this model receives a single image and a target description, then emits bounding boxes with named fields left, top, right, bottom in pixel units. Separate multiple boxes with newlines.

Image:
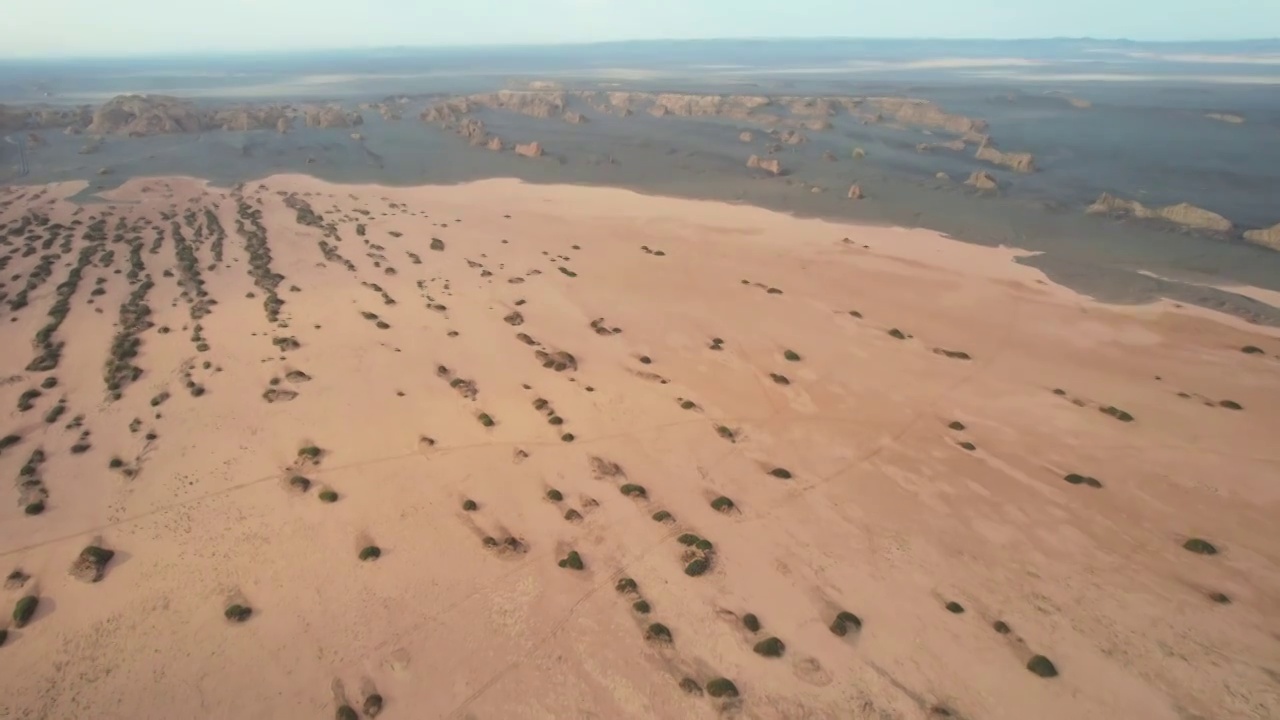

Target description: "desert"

left=0, top=171, right=1277, bottom=719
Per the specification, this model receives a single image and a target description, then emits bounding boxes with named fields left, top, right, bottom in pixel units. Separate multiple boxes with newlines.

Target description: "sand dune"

left=0, top=176, right=1278, bottom=719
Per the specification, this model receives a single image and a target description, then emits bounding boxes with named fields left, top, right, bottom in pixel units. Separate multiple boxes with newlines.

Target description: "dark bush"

left=958, top=441, right=976, bottom=451
left=632, top=599, right=651, bottom=614
left=694, top=539, right=714, bottom=553
left=1209, top=591, right=1231, bottom=604
left=561, top=433, right=575, bottom=442
left=680, top=400, right=696, bottom=410
left=888, top=328, right=906, bottom=340
left=558, top=551, right=584, bottom=570
left=462, top=499, right=478, bottom=511
left=742, top=613, right=760, bottom=632
left=298, top=445, right=322, bottom=460
left=679, top=678, right=702, bottom=695
left=1241, top=345, right=1264, bottom=354
left=619, top=483, right=647, bottom=498
left=1026, top=655, right=1058, bottom=678
left=948, top=421, right=965, bottom=431
left=224, top=604, right=252, bottom=622
left=770, top=373, right=790, bottom=385
left=753, top=637, right=785, bottom=657
left=711, top=496, right=735, bottom=512
left=1219, top=400, right=1243, bottom=410
left=359, top=545, right=382, bottom=561
left=769, top=467, right=792, bottom=479
left=645, top=623, right=672, bottom=643
left=677, top=533, right=701, bottom=546
left=652, top=510, right=673, bottom=522
left=615, top=577, right=638, bottom=594
left=1100, top=406, right=1134, bottom=422
left=363, top=694, right=384, bottom=718
left=336, top=705, right=357, bottom=720
left=830, top=610, right=862, bottom=636
left=945, top=601, right=965, bottom=614
left=783, top=350, right=801, bottom=362
left=478, top=413, right=495, bottom=427
left=684, top=558, right=710, bottom=576
left=319, top=490, right=339, bottom=503
left=993, top=620, right=1011, bottom=634
left=289, top=475, right=311, bottom=492
left=546, top=489, right=564, bottom=502
left=12, top=595, right=38, bottom=627
left=1183, top=538, right=1218, bottom=555
left=705, top=678, right=738, bottom=698
left=25, top=501, right=45, bottom=515
left=564, top=508, right=583, bottom=522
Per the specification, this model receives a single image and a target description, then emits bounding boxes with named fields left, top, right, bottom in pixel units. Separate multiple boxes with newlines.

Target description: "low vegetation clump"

left=319, top=490, right=339, bottom=503
left=753, top=637, right=785, bottom=657
left=711, top=496, right=736, bottom=513
left=1100, top=405, right=1135, bottom=422
left=0, top=434, right=21, bottom=452
left=993, top=620, right=1011, bottom=634
left=715, top=425, right=736, bottom=442
left=1209, top=591, right=1231, bottom=604
left=680, top=400, right=697, bottom=410
left=1026, top=655, right=1058, bottom=678
left=948, top=421, right=965, bottom=431
left=679, top=678, right=702, bottom=695
left=362, top=694, right=384, bottom=718
left=768, top=467, right=792, bottom=479
left=25, top=501, right=45, bottom=515
left=958, top=441, right=977, bottom=452
left=770, top=373, right=790, bottom=385
left=645, top=623, right=672, bottom=643
left=934, top=348, right=972, bottom=360
left=1063, top=473, right=1103, bottom=489
left=619, top=483, right=647, bottom=498
left=615, top=577, right=638, bottom=594
left=336, top=705, right=358, bottom=720
left=652, top=510, right=673, bottom=523
left=70, top=545, right=115, bottom=583
left=1183, top=538, right=1218, bottom=555
left=224, top=604, right=252, bottom=623
left=298, top=445, right=323, bottom=461
left=17, top=388, right=41, bottom=411
left=1219, top=400, right=1243, bottom=410
left=561, top=433, right=575, bottom=442
left=945, top=601, right=965, bottom=614
left=546, top=489, right=564, bottom=502
left=684, top=558, right=711, bottom=576
left=359, top=545, right=382, bottom=561
left=742, top=613, right=761, bottom=632
left=558, top=550, right=584, bottom=570
left=1241, top=345, right=1264, bottom=354
left=462, top=499, right=478, bottom=511
left=677, top=533, right=701, bottom=546
left=783, top=350, right=801, bottom=362
left=289, top=476, right=312, bottom=492
left=705, top=678, right=739, bottom=699
left=564, top=508, right=583, bottom=522
left=888, top=328, right=907, bottom=340
left=830, top=610, right=862, bottom=636
left=477, top=413, right=495, bottom=427
left=632, top=599, right=651, bottom=614
left=13, top=595, right=39, bottom=628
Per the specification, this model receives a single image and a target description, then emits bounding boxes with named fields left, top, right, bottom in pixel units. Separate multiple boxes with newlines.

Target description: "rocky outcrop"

left=276, top=117, right=291, bottom=134
left=204, top=105, right=290, bottom=132
left=847, top=184, right=864, bottom=199
left=935, top=172, right=951, bottom=181
left=88, top=94, right=201, bottom=136
left=854, top=97, right=987, bottom=135
left=468, top=91, right=565, bottom=119
left=0, top=103, right=93, bottom=133
left=975, top=137, right=1035, bottom=172
left=739, top=131, right=753, bottom=143
left=303, top=105, right=363, bottom=129
left=774, top=129, right=807, bottom=145
left=965, top=171, right=999, bottom=191
left=1086, top=193, right=1233, bottom=233
left=1244, top=224, right=1280, bottom=251
left=1066, top=97, right=1092, bottom=109
left=563, top=111, right=587, bottom=124
left=747, top=155, right=782, bottom=176
left=515, top=142, right=543, bottom=158
left=1206, top=112, right=1245, bottom=124
left=852, top=148, right=866, bottom=159
left=486, top=136, right=504, bottom=152
left=916, top=139, right=966, bottom=153
left=421, top=99, right=472, bottom=125
left=457, top=118, right=488, bottom=145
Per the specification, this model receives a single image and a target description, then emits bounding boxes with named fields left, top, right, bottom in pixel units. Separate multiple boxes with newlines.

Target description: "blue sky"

left=4, top=0, right=1277, bottom=57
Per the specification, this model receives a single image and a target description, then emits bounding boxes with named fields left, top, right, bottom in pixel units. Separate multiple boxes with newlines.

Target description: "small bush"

left=1100, top=406, right=1134, bottom=422
left=677, top=533, right=701, bottom=546
left=13, top=595, right=38, bottom=627
left=109, top=457, right=125, bottom=469
left=783, top=350, right=801, bottom=362
left=224, top=604, right=252, bottom=622
left=958, top=441, right=976, bottom=452
left=769, top=373, right=790, bottom=385
left=0, top=434, right=21, bottom=451
left=477, top=413, right=495, bottom=427
left=680, top=400, right=696, bottom=410
left=1026, top=655, right=1058, bottom=678
left=561, top=433, right=575, bottom=442
left=298, top=445, right=322, bottom=460
left=888, top=328, right=906, bottom=340
left=652, top=510, right=673, bottom=522
left=462, top=499, right=478, bottom=511
left=830, top=611, right=862, bottom=636
left=645, top=623, right=672, bottom=643
left=336, top=705, right=358, bottom=720
left=359, top=545, right=382, bottom=561
left=564, top=508, right=583, bottom=522
left=715, top=425, right=735, bottom=441
left=632, top=599, right=651, bottom=614
left=1183, top=538, right=1218, bottom=555
left=948, top=421, right=965, bottom=431
left=40, top=377, right=57, bottom=389
left=319, top=490, right=339, bottom=503
left=289, top=476, right=311, bottom=492
left=1209, top=591, right=1231, bottom=604
left=684, top=558, right=710, bottom=576
left=1219, top=400, right=1243, bottom=410
left=769, top=467, right=792, bottom=479
left=1241, top=345, right=1264, bottom=354
left=24, top=501, right=45, bottom=515
left=711, top=496, right=735, bottom=512
left=639, top=355, right=652, bottom=365
left=558, top=551, right=584, bottom=570
left=753, top=637, right=785, bottom=657
left=945, top=601, right=965, bottom=614
left=679, top=677, right=702, bottom=695
left=619, top=483, right=647, bottom=498
left=546, top=489, right=564, bottom=502
left=615, top=577, right=638, bottom=594
left=548, top=415, right=564, bottom=425
left=742, top=613, right=760, bottom=632
left=993, top=620, right=1011, bottom=634
left=705, top=678, right=738, bottom=698
left=694, top=539, right=714, bottom=553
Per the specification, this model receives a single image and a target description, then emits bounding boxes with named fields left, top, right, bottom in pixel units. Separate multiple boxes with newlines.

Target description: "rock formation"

left=1243, top=223, right=1280, bottom=251
left=739, top=131, right=753, bottom=143
left=747, top=155, right=782, bottom=176
left=276, top=117, right=291, bottom=134
left=965, top=171, right=1000, bottom=191
left=204, top=105, right=290, bottom=132
left=458, top=118, right=488, bottom=145
left=916, top=139, right=966, bottom=153
left=486, top=137, right=504, bottom=152
left=1206, top=112, right=1245, bottom=124
left=1086, top=193, right=1233, bottom=233
left=468, top=91, right=565, bottom=119
left=975, top=137, right=1035, bottom=172
left=935, top=172, right=951, bottom=181
left=852, top=148, right=866, bottom=159
left=562, top=111, right=587, bottom=124
left=1066, top=97, right=1092, bottom=109
left=88, top=94, right=202, bottom=136
left=515, top=142, right=543, bottom=158
left=0, top=103, right=92, bottom=133
left=303, top=105, right=363, bottom=129
left=847, top=184, right=864, bottom=199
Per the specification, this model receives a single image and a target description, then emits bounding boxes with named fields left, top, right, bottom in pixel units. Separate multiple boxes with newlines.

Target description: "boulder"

left=847, top=184, right=864, bottom=199
left=276, top=117, right=290, bottom=134
left=935, top=172, right=951, bottom=181
left=739, top=131, right=753, bottom=143
left=975, top=137, right=1035, bottom=172
left=852, top=147, right=866, bottom=159
left=486, top=136, right=504, bottom=152
left=1244, top=223, right=1280, bottom=252
left=965, top=171, right=999, bottom=191
left=747, top=155, right=782, bottom=176
left=562, top=111, right=587, bottom=124
left=515, top=142, right=544, bottom=158
left=1086, top=193, right=1233, bottom=233
left=303, top=105, right=363, bottom=129
left=1206, top=112, right=1245, bottom=124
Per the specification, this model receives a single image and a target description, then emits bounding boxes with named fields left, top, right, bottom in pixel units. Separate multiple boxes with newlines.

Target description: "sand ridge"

left=0, top=175, right=1277, bottom=719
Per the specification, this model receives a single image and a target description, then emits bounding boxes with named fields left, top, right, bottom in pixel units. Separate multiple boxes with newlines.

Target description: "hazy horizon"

left=5, top=0, right=1279, bottom=59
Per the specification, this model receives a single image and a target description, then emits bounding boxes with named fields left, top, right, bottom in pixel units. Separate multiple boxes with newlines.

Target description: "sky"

left=3, top=0, right=1278, bottom=58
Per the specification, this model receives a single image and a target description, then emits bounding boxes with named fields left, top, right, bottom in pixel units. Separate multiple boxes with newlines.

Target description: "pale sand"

left=0, top=175, right=1277, bottom=720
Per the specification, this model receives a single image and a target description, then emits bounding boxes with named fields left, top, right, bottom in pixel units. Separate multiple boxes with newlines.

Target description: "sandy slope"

left=0, top=175, right=1277, bottom=720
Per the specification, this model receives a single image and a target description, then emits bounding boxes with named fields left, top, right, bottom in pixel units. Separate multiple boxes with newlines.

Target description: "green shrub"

left=12, top=595, right=38, bottom=627
left=769, top=373, right=790, bottom=385
left=783, top=350, right=801, bottom=362
left=705, top=678, right=738, bottom=698
left=0, top=434, right=20, bottom=451
left=715, top=425, right=735, bottom=441
left=830, top=610, right=862, bottom=636
left=645, top=623, right=672, bottom=643
left=558, top=551, right=584, bottom=570
left=24, top=501, right=45, bottom=515
left=684, top=558, right=710, bottom=576
left=564, top=508, right=583, bottom=522
left=711, top=496, right=735, bottom=512
left=109, top=457, right=125, bottom=469
left=694, top=539, right=714, bottom=553
left=680, top=400, right=696, bottom=410
left=945, top=601, right=965, bottom=614
left=958, top=441, right=976, bottom=452
left=298, top=445, right=322, bottom=460
left=336, top=705, right=358, bottom=720
left=619, top=483, right=647, bottom=498
left=319, top=490, right=339, bottom=503
left=40, top=377, right=57, bottom=389
left=769, top=467, right=792, bottom=479
left=224, top=604, right=252, bottom=622
left=478, top=413, right=495, bottom=427
left=1100, top=406, right=1134, bottom=422
left=1219, top=400, right=1243, bottom=410
left=652, top=510, right=673, bottom=522
left=888, top=328, right=906, bottom=340
left=462, top=499, right=478, bottom=511
left=639, top=355, right=652, bottom=364
left=948, top=421, right=965, bottom=431
left=362, top=694, right=383, bottom=717
left=632, top=599, right=651, bottom=614
left=548, top=415, right=564, bottom=425
left=561, top=433, right=575, bottom=442
left=993, top=620, right=1011, bottom=634
left=753, top=637, right=785, bottom=657
left=0, top=629, right=6, bottom=647
left=1183, top=538, right=1218, bottom=555
left=359, top=545, right=382, bottom=561
left=616, top=577, right=638, bottom=594
left=1241, top=345, right=1264, bottom=354
left=677, top=533, right=701, bottom=546
left=290, top=475, right=311, bottom=492
left=546, top=489, right=563, bottom=502
left=742, top=613, right=760, bottom=632
left=1209, top=592, right=1231, bottom=604
left=1026, top=655, right=1058, bottom=678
